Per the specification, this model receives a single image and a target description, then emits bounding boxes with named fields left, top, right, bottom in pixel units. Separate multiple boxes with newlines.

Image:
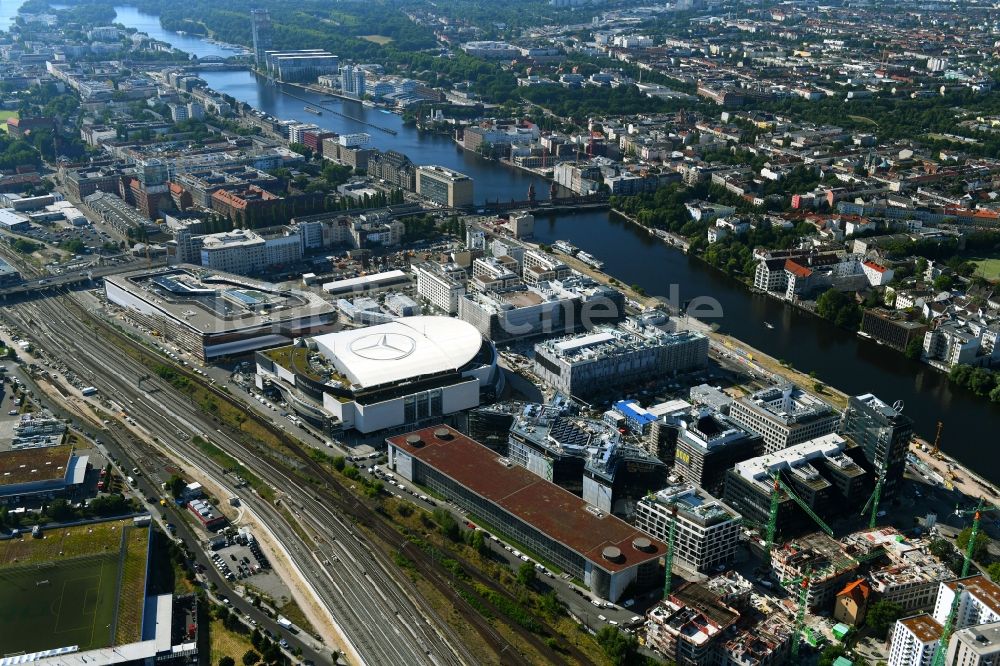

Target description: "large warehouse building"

left=387, top=426, right=666, bottom=602
left=256, top=316, right=502, bottom=436
left=105, top=266, right=334, bottom=361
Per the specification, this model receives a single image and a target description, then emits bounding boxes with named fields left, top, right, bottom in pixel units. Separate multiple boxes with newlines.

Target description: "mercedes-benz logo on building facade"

left=349, top=333, right=417, bottom=361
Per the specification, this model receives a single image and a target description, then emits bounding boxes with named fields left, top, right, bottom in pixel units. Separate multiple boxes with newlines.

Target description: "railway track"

left=13, top=290, right=599, bottom=665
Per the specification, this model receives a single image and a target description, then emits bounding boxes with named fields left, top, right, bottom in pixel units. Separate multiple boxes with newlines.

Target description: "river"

left=111, top=6, right=1000, bottom=483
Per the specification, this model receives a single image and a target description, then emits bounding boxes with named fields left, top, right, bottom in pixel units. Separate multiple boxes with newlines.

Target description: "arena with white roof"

left=255, top=316, right=502, bottom=436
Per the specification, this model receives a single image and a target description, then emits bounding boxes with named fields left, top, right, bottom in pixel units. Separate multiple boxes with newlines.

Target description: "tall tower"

left=250, top=9, right=272, bottom=71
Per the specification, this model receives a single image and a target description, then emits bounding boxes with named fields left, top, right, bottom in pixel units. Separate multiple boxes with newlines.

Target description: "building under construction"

left=842, top=527, right=952, bottom=613
left=771, top=532, right=860, bottom=610
left=720, top=614, right=793, bottom=666
left=646, top=582, right=740, bottom=666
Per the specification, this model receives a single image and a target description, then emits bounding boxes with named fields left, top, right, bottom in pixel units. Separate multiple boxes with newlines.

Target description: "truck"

left=81, top=386, right=98, bottom=396
left=276, top=615, right=293, bottom=630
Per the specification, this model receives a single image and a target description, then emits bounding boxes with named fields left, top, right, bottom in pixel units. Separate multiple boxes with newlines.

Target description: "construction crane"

left=762, top=471, right=835, bottom=558
left=861, top=458, right=888, bottom=529
left=931, top=583, right=965, bottom=666
left=765, top=475, right=781, bottom=555
left=779, top=568, right=815, bottom=662
left=775, top=473, right=835, bottom=537
left=663, top=504, right=678, bottom=598
left=931, top=421, right=944, bottom=456
left=954, top=499, right=1000, bottom=578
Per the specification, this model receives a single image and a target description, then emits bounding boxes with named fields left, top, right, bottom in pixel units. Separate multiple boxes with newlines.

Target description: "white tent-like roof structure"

left=312, top=316, right=483, bottom=389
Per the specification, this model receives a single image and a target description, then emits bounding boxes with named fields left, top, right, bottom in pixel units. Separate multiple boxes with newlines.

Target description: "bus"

left=81, top=386, right=98, bottom=396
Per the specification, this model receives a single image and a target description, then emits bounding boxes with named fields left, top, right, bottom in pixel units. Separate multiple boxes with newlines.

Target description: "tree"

left=957, top=526, right=991, bottom=562
left=517, top=562, right=536, bottom=586
left=469, top=529, right=486, bottom=555
left=987, top=562, right=1000, bottom=582
left=595, top=626, right=639, bottom=666
left=242, top=649, right=261, bottom=665
left=933, top=274, right=954, bottom=291
left=218, top=657, right=236, bottom=666
left=866, top=600, right=904, bottom=636
left=46, top=499, right=76, bottom=523
left=905, top=338, right=923, bottom=360
left=169, top=474, right=186, bottom=500
left=915, top=257, right=928, bottom=276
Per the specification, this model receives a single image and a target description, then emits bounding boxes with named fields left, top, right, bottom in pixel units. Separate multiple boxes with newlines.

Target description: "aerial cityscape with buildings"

left=2, top=0, right=1000, bottom=665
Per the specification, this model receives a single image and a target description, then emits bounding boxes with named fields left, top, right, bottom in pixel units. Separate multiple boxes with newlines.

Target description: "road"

left=1, top=292, right=477, bottom=666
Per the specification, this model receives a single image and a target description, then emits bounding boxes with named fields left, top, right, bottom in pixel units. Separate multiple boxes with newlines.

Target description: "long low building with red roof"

left=386, top=425, right=666, bottom=602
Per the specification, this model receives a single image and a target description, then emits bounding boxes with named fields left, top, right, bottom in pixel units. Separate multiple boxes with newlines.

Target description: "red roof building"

left=387, top=425, right=665, bottom=602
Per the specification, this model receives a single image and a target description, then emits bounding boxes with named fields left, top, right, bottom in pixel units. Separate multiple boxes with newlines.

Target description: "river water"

left=111, top=5, right=1000, bottom=482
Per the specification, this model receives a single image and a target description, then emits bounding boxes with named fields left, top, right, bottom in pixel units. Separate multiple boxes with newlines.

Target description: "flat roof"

left=898, top=614, right=942, bottom=644
left=106, top=266, right=333, bottom=335
left=387, top=425, right=666, bottom=573
left=0, top=444, right=72, bottom=486
left=312, top=316, right=484, bottom=389
left=945, top=575, right=1000, bottom=617
left=322, top=270, right=408, bottom=294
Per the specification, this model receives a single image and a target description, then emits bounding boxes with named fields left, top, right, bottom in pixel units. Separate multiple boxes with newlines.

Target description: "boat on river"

left=577, top=251, right=603, bottom=270
left=553, top=240, right=578, bottom=256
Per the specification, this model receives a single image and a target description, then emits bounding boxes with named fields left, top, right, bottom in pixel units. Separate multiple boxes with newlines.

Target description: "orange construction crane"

left=932, top=421, right=943, bottom=456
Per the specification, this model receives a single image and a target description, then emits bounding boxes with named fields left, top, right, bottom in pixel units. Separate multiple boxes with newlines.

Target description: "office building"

left=946, top=622, right=1000, bottom=665
left=414, top=262, right=468, bottom=314
left=266, top=50, right=339, bottom=82
left=840, top=393, right=913, bottom=503
left=386, top=426, right=666, bottom=602
left=533, top=323, right=708, bottom=399
left=888, top=615, right=943, bottom=666
left=250, top=9, right=272, bottom=69
left=256, top=317, right=502, bottom=435
left=507, top=404, right=666, bottom=515
left=860, top=308, right=928, bottom=352
left=416, top=165, right=474, bottom=208
left=458, top=277, right=625, bottom=342
left=105, top=266, right=333, bottom=361
left=729, top=384, right=841, bottom=455
left=723, top=434, right=868, bottom=539
left=635, top=483, right=741, bottom=574
left=660, top=404, right=762, bottom=495
left=197, top=227, right=302, bottom=276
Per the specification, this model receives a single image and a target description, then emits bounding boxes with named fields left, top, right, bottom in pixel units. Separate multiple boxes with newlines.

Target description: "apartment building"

left=888, top=615, right=943, bottom=666
left=413, top=262, right=468, bottom=314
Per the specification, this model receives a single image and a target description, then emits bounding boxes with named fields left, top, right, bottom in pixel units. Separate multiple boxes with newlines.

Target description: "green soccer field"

left=0, top=552, right=122, bottom=655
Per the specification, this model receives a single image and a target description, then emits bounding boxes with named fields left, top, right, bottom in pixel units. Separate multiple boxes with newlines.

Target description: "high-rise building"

left=341, top=64, right=356, bottom=96
left=415, top=165, right=474, bottom=207
left=840, top=393, right=913, bottom=502
left=250, top=9, right=272, bottom=70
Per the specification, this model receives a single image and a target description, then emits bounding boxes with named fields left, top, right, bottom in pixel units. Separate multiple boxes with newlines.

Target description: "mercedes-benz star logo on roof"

left=349, top=333, right=417, bottom=361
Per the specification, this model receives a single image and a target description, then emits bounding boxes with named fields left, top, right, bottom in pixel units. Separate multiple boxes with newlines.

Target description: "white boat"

left=577, top=251, right=604, bottom=270
left=552, top=240, right=579, bottom=256
left=764, top=322, right=774, bottom=329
